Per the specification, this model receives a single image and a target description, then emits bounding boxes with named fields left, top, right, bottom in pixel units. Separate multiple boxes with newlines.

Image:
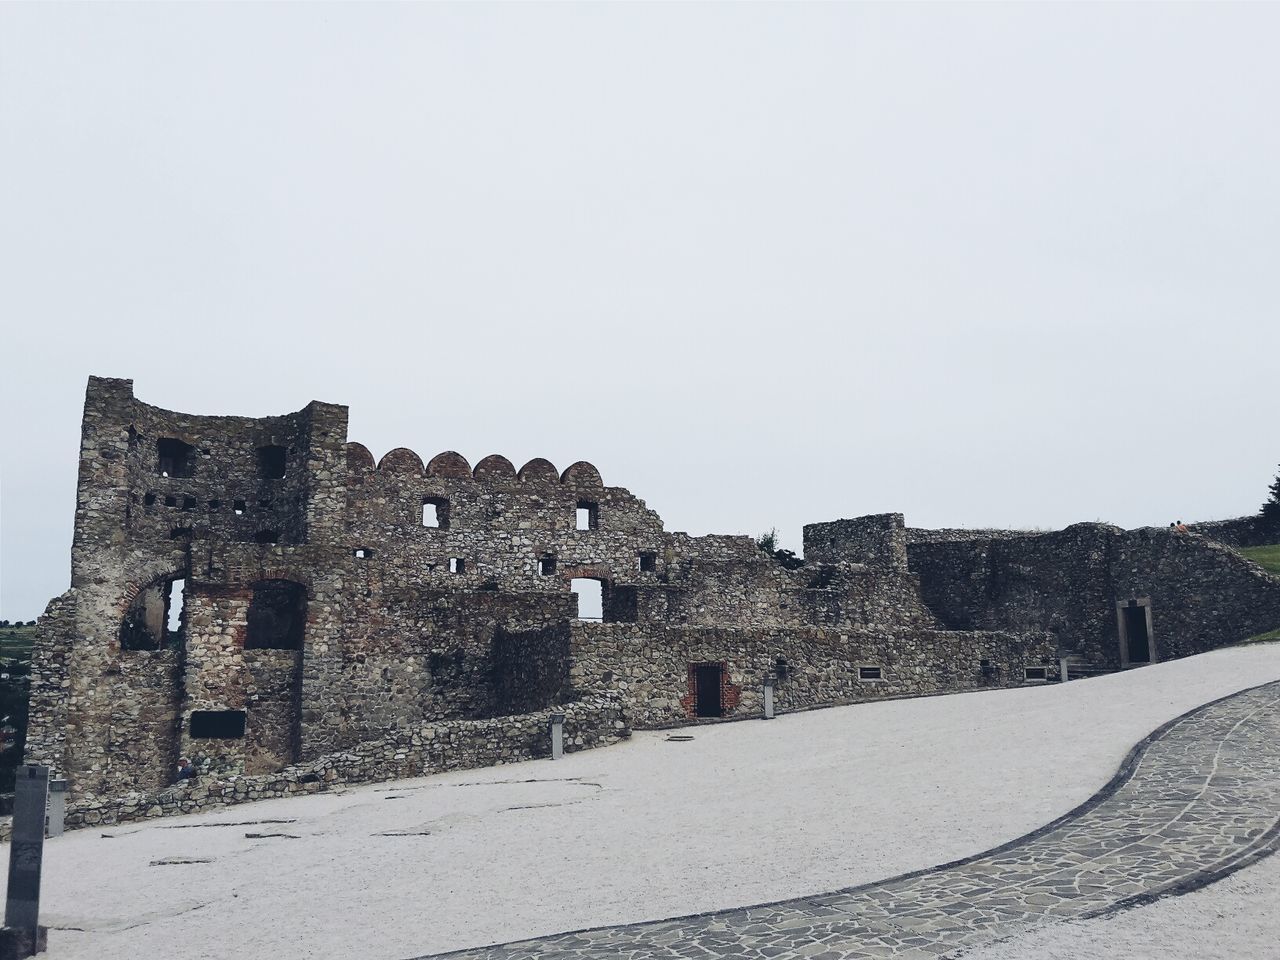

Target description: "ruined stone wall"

left=25, top=375, right=1060, bottom=812
left=1190, top=515, right=1274, bottom=549
left=906, top=524, right=1280, bottom=669
left=570, top=622, right=1057, bottom=728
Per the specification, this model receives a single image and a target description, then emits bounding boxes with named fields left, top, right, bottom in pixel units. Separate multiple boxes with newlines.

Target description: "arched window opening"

left=571, top=578, right=603, bottom=621
left=245, top=580, right=306, bottom=650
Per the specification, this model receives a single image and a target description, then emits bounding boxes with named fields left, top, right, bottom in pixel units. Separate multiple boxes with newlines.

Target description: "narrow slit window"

left=166, top=579, right=186, bottom=636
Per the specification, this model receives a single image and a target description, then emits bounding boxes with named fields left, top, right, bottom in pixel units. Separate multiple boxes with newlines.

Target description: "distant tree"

left=756, top=529, right=778, bottom=553
left=1261, top=464, right=1280, bottom=537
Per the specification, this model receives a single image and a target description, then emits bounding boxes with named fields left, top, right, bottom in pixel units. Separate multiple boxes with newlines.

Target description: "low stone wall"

left=1, top=695, right=626, bottom=838
left=570, top=623, right=1057, bottom=728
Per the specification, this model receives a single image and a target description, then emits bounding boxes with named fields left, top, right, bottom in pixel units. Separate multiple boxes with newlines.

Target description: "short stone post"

left=2, top=765, right=50, bottom=958
left=549, top=713, right=565, bottom=760
left=763, top=676, right=775, bottom=720
left=1059, top=657, right=1070, bottom=683
left=45, top=781, right=68, bottom=839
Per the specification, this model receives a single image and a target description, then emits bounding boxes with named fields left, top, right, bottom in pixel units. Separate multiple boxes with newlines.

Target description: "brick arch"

left=427, top=450, right=472, bottom=479
left=345, top=441, right=375, bottom=472
left=560, top=461, right=603, bottom=487
left=473, top=454, right=517, bottom=482
left=377, top=447, right=425, bottom=475
left=560, top=563, right=613, bottom=584
left=518, top=457, right=559, bottom=484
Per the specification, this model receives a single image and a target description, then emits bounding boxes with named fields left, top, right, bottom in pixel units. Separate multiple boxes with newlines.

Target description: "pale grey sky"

left=3, top=2, right=1279, bottom=620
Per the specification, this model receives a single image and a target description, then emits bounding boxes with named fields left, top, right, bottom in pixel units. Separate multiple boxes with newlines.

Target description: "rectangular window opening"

left=423, top=497, right=449, bottom=529
left=571, top=578, right=603, bottom=621
left=538, top=555, right=556, bottom=576
left=157, top=437, right=195, bottom=478
left=576, top=501, right=598, bottom=531
left=859, top=665, right=883, bottom=681
left=256, top=445, right=287, bottom=480
left=638, top=552, right=657, bottom=572
left=189, top=709, right=246, bottom=739
left=353, top=548, right=372, bottom=559
left=1025, top=666, right=1048, bottom=681
left=233, top=499, right=246, bottom=515
left=449, top=557, right=465, bottom=574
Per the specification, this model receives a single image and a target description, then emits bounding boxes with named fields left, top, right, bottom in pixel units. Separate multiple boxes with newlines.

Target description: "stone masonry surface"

left=416, top=679, right=1280, bottom=960
left=21, top=377, right=1280, bottom=824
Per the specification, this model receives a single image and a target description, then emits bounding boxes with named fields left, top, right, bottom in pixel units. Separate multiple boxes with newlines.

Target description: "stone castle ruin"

left=22, top=377, right=1280, bottom=825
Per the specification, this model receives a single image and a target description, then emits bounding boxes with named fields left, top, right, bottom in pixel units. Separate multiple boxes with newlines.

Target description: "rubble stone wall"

left=570, top=622, right=1057, bottom=727
left=906, top=524, right=1280, bottom=669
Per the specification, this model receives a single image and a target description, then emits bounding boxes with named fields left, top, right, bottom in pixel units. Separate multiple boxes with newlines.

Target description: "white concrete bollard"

left=46, top=780, right=68, bottom=839
left=549, top=713, right=565, bottom=760
left=763, top=677, right=775, bottom=720
left=1059, top=657, right=1070, bottom=683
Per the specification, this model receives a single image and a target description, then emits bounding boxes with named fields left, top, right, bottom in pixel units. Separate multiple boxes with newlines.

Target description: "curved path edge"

left=413, top=679, right=1280, bottom=960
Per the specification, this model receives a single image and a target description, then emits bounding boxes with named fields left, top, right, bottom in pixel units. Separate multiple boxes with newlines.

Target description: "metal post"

left=46, top=780, right=68, bottom=839
left=763, top=676, right=775, bottom=720
left=5, top=766, right=49, bottom=941
left=549, top=713, right=565, bottom=760
left=1059, top=657, right=1070, bottom=683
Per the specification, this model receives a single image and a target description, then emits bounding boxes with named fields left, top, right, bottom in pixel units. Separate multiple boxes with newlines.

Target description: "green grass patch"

left=1240, top=544, right=1280, bottom=575
left=1243, top=627, right=1280, bottom=645
left=0, top=626, right=37, bottom=662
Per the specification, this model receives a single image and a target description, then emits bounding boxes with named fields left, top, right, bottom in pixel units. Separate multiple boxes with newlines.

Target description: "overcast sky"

left=2, top=2, right=1279, bottom=620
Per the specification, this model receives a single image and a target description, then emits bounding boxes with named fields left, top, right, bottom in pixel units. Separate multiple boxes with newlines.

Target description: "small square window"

left=164, top=495, right=178, bottom=508
left=538, top=555, right=556, bottom=576
left=233, top=499, right=246, bottom=515
left=208, top=499, right=221, bottom=512
left=182, top=496, right=197, bottom=511
left=638, top=552, right=657, bottom=573
left=353, top=548, right=372, bottom=559
left=144, top=492, right=157, bottom=507
left=449, top=557, right=465, bottom=574
left=858, top=665, right=883, bottom=682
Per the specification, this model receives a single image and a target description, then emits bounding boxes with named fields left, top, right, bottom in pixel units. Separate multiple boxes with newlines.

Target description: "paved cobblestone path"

left=422, top=681, right=1280, bottom=960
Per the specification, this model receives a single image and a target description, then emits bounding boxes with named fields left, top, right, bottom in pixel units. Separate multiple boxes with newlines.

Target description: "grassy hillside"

left=1240, top=544, right=1280, bottom=576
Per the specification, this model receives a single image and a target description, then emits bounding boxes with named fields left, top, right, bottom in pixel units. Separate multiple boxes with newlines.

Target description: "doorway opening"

left=693, top=662, right=724, bottom=718
left=1117, top=599, right=1155, bottom=667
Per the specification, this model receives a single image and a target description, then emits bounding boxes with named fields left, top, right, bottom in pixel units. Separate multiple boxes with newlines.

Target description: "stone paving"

left=419, top=681, right=1280, bottom=960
